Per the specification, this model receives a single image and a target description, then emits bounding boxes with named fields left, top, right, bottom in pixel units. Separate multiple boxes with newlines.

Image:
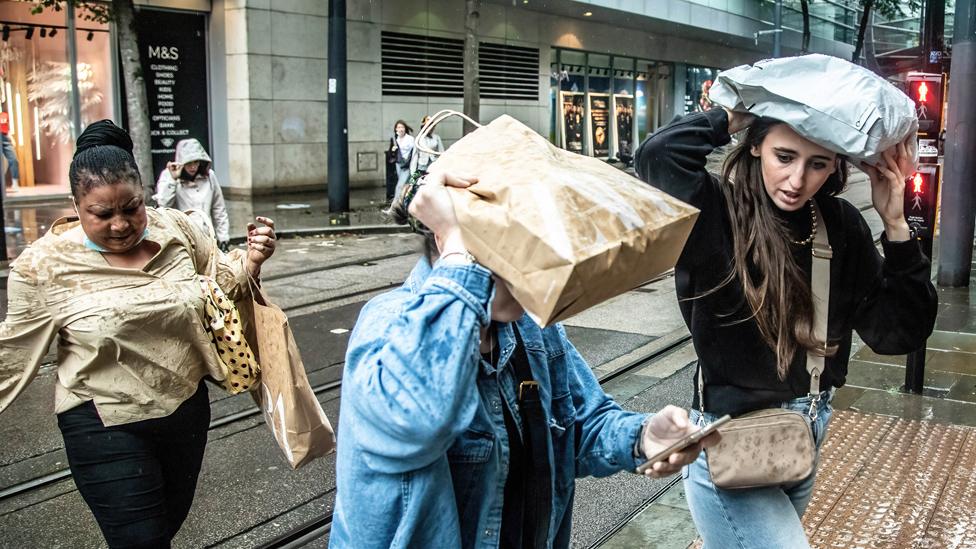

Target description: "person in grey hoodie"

left=155, top=138, right=231, bottom=251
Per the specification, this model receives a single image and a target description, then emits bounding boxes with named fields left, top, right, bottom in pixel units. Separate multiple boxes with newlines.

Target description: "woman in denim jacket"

left=330, top=171, right=720, bottom=548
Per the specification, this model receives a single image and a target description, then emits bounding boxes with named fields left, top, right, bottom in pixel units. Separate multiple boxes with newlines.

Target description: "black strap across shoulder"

left=508, top=327, right=552, bottom=548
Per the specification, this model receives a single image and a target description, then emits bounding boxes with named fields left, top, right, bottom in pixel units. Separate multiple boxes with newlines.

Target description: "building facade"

left=2, top=0, right=867, bottom=199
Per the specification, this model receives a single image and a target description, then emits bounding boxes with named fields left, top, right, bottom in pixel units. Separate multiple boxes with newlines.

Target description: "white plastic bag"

left=709, top=54, right=918, bottom=165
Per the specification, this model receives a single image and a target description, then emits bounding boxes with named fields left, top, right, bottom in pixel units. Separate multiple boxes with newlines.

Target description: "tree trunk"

left=463, top=0, right=480, bottom=135
left=852, top=0, right=874, bottom=63
left=113, top=0, right=154, bottom=200
left=801, top=0, right=811, bottom=53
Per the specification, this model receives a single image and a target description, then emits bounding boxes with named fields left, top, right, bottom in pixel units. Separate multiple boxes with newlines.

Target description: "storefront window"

left=551, top=48, right=673, bottom=160
left=635, top=73, right=648, bottom=145
left=587, top=54, right=610, bottom=158
left=556, top=50, right=585, bottom=154
left=612, top=56, right=636, bottom=160
left=0, top=1, right=114, bottom=197
left=685, top=65, right=720, bottom=115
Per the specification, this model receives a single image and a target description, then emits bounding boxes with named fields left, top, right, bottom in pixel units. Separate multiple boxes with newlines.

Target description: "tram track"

left=0, top=249, right=415, bottom=505
left=251, top=326, right=695, bottom=549
left=0, top=253, right=687, bottom=547
left=247, top=178, right=879, bottom=547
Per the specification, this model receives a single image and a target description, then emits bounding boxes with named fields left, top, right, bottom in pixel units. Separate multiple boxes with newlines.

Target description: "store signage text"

left=148, top=46, right=180, bottom=60
left=128, top=9, right=210, bottom=178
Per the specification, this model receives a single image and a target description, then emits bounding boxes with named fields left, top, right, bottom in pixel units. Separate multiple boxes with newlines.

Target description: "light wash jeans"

left=684, top=390, right=834, bottom=549
left=393, top=164, right=411, bottom=200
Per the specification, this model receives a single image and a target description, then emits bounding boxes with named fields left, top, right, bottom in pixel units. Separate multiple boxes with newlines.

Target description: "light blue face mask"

left=83, top=227, right=150, bottom=253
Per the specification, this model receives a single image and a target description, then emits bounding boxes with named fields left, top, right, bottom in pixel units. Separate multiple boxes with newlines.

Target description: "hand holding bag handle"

left=172, top=209, right=261, bottom=394
left=702, top=200, right=831, bottom=489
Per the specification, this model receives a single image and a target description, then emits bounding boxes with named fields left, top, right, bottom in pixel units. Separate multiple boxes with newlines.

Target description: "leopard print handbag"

left=199, top=274, right=260, bottom=394
left=171, top=208, right=261, bottom=394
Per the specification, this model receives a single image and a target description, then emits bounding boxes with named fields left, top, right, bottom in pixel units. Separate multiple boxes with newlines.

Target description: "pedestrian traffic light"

left=916, top=81, right=929, bottom=103
left=903, top=165, right=939, bottom=259
left=905, top=72, right=945, bottom=140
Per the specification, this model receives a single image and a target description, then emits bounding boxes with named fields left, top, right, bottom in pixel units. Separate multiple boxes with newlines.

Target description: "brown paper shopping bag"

left=416, top=110, right=700, bottom=327
left=246, top=280, right=335, bottom=469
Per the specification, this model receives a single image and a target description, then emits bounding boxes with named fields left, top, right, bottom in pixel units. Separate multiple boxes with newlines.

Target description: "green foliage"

left=30, top=1, right=111, bottom=24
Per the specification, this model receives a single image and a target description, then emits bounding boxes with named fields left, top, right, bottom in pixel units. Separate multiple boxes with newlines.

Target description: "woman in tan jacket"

left=0, top=120, right=277, bottom=548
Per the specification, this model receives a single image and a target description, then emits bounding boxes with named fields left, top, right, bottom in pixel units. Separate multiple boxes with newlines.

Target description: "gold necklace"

left=789, top=200, right=817, bottom=246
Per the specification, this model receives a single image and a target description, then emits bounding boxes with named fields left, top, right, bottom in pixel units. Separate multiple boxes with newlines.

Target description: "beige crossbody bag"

left=703, top=201, right=831, bottom=490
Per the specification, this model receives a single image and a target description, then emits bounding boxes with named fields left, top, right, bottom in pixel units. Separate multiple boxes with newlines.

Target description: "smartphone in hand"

left=635, top=414, right=731, bottom=474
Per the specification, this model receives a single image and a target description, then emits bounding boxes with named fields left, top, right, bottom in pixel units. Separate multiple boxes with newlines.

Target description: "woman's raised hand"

left=861, top=138, right=914, bottom=242
left=245, top=216, right=277, bottom=277
left=408, top=170, right=478, bottom=255
left=723, top=107, right=756, bottom=134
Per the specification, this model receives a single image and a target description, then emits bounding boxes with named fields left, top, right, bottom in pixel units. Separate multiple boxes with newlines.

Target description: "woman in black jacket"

left=635, top=107, right=937, bottom=547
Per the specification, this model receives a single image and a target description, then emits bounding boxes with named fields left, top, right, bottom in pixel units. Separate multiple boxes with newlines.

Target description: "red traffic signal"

left=917, top=81, right=929, bottom=103
left=906, top=73, right=944, bottom=140
left=912, top=172, right=924, bottom=194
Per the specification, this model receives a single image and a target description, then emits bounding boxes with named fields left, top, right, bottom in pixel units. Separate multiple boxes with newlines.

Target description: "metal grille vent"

left=381, top=31, right=464, bottom=97
left=478, top=42, right=539, bottom=100
left=381, top=31, right=539, bottom=100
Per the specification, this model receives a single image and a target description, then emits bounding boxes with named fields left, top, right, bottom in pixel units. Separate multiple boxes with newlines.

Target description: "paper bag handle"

left=244, top=262, right=275, bottom=308
left=414, top=109, right=482, bottom=156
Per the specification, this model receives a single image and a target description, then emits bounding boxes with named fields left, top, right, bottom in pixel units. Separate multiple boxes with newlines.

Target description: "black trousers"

left=57, top=383, right=210, bottom=549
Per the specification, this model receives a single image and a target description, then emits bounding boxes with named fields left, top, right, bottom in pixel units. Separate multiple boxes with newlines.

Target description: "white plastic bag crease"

left=708, top=54, right=919, bottom=166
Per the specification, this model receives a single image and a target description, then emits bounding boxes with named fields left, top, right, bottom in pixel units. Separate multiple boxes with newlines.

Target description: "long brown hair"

left=719, top=117, right=847, bottom=379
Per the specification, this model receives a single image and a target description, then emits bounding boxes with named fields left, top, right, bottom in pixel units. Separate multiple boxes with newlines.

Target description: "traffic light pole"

left=327, top=0, right=350, bottom=213
left=903, top=164, right=940, bottom=394
left=921, top=0, right=946, bottom=72
left=937, top=0, right=976, bottom=287
left=773, top=0, right=782, bottom=57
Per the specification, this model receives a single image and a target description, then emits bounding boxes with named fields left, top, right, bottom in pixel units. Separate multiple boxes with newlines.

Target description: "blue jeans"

left=57, top=383, right=210, bottom=549
left=683, top=390, right=834, bottom=549
left=394, top=164, right=411, bottom=200
left=2, top=133, right=18, bottom=180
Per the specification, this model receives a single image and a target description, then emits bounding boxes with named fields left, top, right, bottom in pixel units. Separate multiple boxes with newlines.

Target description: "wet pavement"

left=0, top=186, right=395, bottom=260
left=0, top=230, right=699, bottom=549
left=5, top=166, right=976, bottom=547
left=603, top=243, right=976, bottom=548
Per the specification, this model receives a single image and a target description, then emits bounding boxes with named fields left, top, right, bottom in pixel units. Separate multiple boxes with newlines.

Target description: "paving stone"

left=600, top=501, right=698, bottom=549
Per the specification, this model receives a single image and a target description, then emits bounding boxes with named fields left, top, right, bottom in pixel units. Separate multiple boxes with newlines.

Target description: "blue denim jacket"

left=330, top=258, right=646, bottom=548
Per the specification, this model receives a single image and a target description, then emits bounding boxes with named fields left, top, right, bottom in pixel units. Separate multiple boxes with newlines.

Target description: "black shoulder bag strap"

left=509, top=327, right=552, bottom=548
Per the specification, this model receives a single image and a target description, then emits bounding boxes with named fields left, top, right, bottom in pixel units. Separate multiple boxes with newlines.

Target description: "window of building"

left=551, top=47, right=672, bottom=160
left=0, top=1, right=114, bottom=198
left=759, top=0, right=859, bottom=45
left=685, top=65, right=720, bottom=115
left=554, top=49, right=586, bottom=154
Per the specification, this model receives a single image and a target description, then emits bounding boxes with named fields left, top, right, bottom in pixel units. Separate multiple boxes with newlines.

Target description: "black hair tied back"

left=69, top=119, right=142, bottom=199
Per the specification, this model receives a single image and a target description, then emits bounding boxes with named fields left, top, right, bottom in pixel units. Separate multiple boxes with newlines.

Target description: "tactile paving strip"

left=687, top=410, right=976, bottom=548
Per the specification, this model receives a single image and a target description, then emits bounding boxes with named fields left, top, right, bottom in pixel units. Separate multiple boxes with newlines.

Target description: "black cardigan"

left=635, top=108, right=938, bottom=416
